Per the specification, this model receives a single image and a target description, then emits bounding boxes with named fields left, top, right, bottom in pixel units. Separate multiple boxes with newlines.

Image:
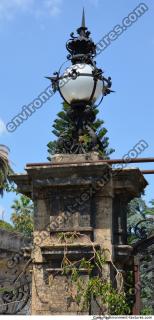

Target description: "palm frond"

left=0, top=150, right=13, bottom=196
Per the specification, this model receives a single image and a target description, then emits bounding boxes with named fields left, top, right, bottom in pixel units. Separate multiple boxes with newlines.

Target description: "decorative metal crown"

left=66, top=9, right=96, bottom=64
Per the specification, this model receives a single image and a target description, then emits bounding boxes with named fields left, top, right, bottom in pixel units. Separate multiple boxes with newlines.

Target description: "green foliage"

left=0, top=151, right=13, bottom=196
left=144, top=199, right=154, bottom=216
left=124, top=270, right=135, bottom=311
left=141, top=306, right=153, bottom=315
left=47, top=102, right=114, bottom=159
left=59, top=232, right=129, bottom=315
left=127, top=197, right=154, bottom=242
left=58, top=231, right=80, bottom=243
left=0, top=155, right=8, bottom=195
left=74, top=275, right=130, bottom=314
left=0, top=219, right=14, bottom=231
left=11, top=195, right=34, bottom=237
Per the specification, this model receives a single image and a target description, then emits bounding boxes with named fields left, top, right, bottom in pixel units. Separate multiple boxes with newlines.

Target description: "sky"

left=0, top=0, right=154, bottom=222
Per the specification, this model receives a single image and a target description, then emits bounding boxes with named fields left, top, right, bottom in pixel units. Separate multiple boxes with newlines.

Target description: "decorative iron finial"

left=77, top=8, right=88, bottom=36
left=81, top=8, right=86, bottom=29
left=66, top=9, right=96, bottom=64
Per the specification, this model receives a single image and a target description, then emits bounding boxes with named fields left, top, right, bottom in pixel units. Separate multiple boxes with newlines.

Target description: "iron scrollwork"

left=128, top=218, right=154, bottom=240
left=0, top=252, right=32, bottom=315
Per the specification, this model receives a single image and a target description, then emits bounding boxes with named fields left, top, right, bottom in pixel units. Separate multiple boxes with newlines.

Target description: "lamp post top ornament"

left=66, top=8, right=96, bottom=65
left=46, top=10, right=113, bottom=155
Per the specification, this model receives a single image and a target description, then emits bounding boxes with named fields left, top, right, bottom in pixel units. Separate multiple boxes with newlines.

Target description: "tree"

left=0, top=220, right=14, bottom=231
left=0, top=145, right=14, bottom=196
left=127, top=197, right=154, bottom=241
left=0, top=150, right=10, bottom=196
left=144, top=199, right=154, bottom=216
left=127, top=197, right=147, bottom=234
left=11, top=195, right=34, bottom=237
left=47, top=102, right=114, bottom=159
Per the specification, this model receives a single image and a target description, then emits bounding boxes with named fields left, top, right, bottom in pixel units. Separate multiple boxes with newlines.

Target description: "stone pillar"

left=11, top=154, right=147, bottom=315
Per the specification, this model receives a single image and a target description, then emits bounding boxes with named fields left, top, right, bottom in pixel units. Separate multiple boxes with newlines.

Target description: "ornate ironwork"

left=128, top=218, right=154, bottom=240
left=53, top=104, right=108, bottom=154
left=0, top=251, right=31, bottom=315
left=127, top=218, right=154, bottom=313
left=66, top=8, right=96, bottom=65
left=46, top=9, right=114, bottom=154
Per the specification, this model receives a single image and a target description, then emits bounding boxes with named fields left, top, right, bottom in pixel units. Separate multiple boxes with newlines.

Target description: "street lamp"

left=47, top=9, right=113, bottom=154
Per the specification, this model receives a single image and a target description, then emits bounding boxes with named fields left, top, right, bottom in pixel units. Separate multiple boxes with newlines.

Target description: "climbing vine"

left=57, top=231, right=130, bottom=315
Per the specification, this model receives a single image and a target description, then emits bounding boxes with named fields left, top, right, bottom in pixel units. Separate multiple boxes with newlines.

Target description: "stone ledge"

left=113, top=244, right=134, bottom=264
left=50, top=152, right=101, bottom=163
left=40, top=243, right=100, bottom=260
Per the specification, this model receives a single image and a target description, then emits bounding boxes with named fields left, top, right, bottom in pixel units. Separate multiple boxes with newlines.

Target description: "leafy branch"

left=57, top=231, right=130, bottom=315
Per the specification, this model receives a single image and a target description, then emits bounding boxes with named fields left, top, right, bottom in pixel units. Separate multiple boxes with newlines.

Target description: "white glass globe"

left=59, top=63, right=103, bottom=104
